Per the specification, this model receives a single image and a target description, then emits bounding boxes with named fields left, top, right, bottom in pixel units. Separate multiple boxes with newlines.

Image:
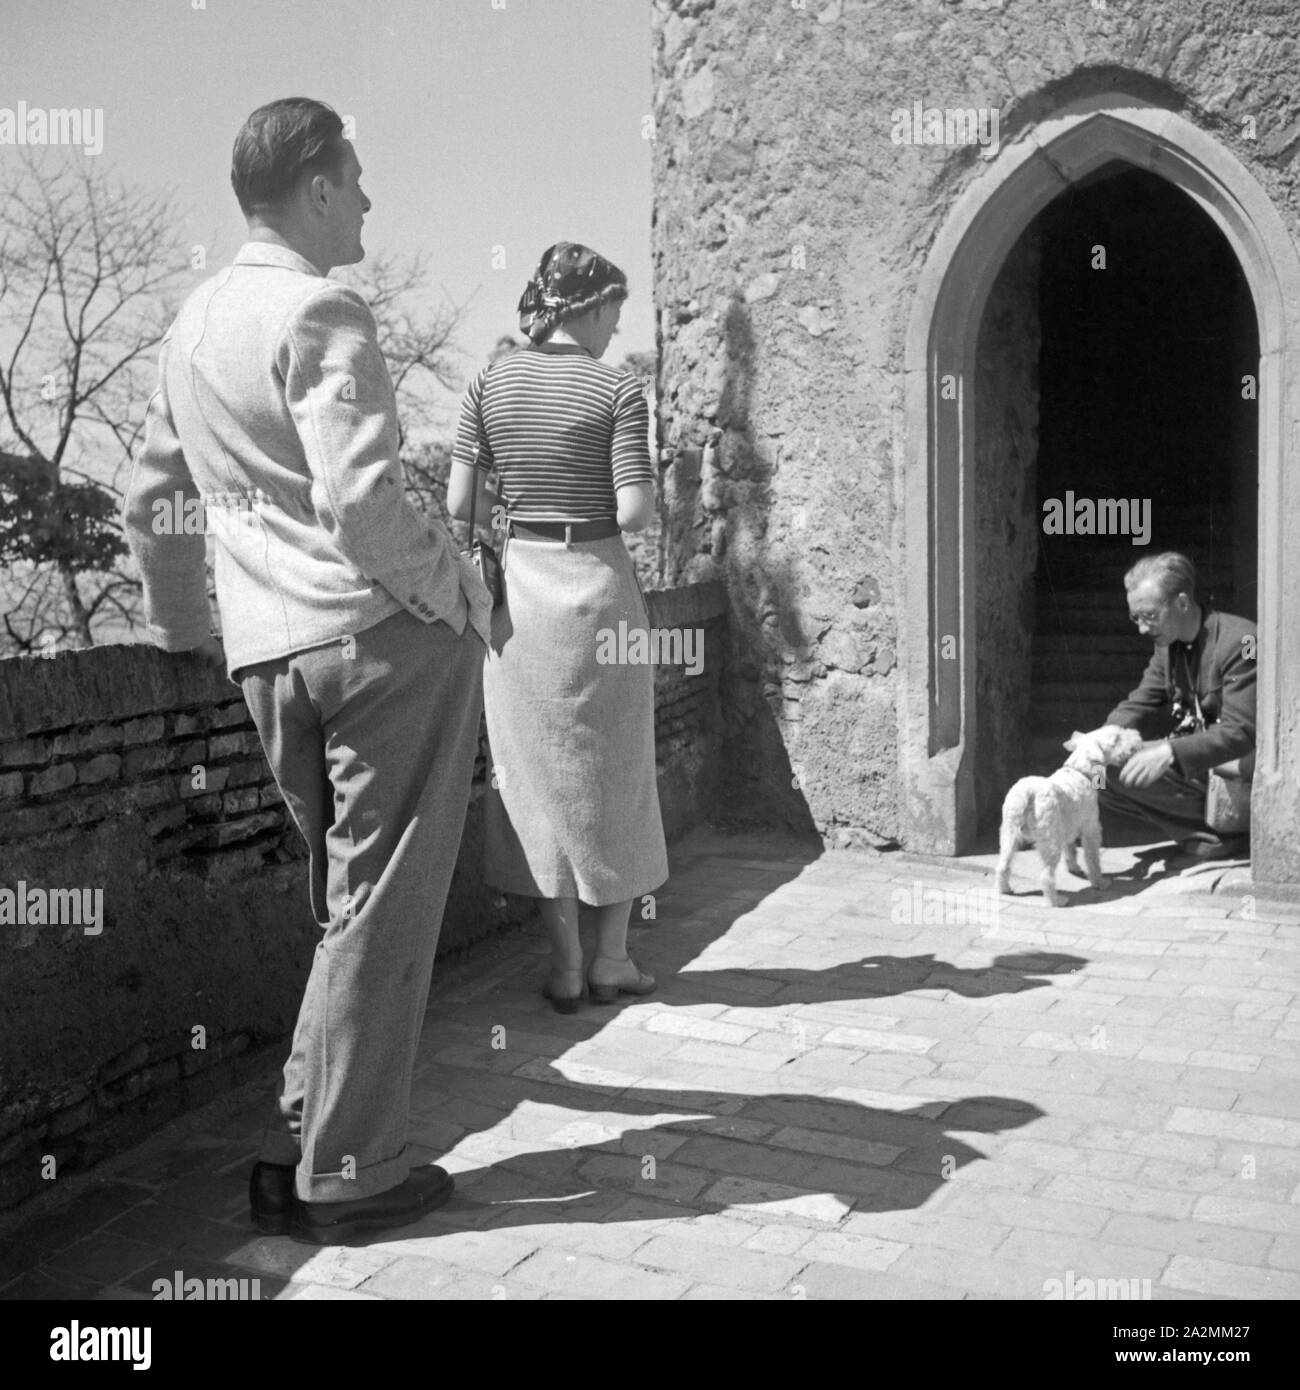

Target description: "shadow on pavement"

left=0, top=829, right=1063, bottom=1297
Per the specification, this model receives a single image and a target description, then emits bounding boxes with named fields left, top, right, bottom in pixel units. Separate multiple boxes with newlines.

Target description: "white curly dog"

left=995, top=724, right=1145, bottom=907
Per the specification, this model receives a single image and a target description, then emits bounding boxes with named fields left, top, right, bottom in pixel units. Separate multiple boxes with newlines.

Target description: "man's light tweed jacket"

left=124, top=241, right=491, bottom=674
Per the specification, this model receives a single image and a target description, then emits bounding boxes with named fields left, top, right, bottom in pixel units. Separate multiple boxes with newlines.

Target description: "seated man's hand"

left=1118, top=739, right=1175, bottom=788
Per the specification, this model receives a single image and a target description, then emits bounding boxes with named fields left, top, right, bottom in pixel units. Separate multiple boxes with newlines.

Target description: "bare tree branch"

left=0, top=151, right=187, bottom=652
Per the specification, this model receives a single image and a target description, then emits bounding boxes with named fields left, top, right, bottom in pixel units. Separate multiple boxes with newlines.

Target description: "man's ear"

left=1063, top=731, right=1084, bottom=751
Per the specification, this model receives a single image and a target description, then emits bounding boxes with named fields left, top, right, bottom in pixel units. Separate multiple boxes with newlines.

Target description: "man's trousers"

left=1099, top=763, right=1218, bottom=847
left=238, top=610, right=484, bottom=1202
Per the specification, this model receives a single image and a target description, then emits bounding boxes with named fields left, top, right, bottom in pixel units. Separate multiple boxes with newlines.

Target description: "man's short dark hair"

left=231, top=98, right=347, bottom=215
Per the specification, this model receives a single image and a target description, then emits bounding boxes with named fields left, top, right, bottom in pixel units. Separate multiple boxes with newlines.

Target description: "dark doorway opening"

left=974, top=164, right=1260, bottom=832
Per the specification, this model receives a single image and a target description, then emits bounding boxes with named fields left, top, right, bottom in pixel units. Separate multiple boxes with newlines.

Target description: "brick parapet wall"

left=0, top=580, right=727, bottom=1210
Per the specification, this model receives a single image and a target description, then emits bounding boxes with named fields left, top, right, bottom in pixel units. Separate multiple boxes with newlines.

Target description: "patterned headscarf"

left=517, top=242, right=627, bottom=343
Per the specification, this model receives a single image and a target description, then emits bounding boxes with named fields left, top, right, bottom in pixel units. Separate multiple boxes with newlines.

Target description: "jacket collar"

left=1166, top=606, right=1217, bottom=670
left=1182, top=606, right=1215, bottom=654
left=233, top=240, right=325, bottom=277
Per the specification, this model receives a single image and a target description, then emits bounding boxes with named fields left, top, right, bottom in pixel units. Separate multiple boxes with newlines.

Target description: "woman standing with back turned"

left=447, top=242, right=668, bottom=1012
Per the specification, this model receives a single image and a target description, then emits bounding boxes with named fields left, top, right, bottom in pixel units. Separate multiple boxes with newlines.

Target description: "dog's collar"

left=1058, top=763, right=1096, bottom=784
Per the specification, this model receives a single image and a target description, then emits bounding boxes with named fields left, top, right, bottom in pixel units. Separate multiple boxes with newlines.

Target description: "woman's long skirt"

left=482, top=532, right=669, bottom=905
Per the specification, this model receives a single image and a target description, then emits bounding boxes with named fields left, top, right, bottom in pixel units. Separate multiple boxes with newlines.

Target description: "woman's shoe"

left=541, top=968, right=586, bottom=1014
left=587, top=955, right=656, bottom=1003
left=249, top=1160, right=296, bottom=1236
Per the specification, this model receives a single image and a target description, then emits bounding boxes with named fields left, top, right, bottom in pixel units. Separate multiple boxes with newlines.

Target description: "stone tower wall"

left=650, top=0, right=1300, bottom=843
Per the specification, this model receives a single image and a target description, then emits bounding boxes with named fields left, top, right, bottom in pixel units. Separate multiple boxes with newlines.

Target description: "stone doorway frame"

left=900, top=94, right=1300, bottom=889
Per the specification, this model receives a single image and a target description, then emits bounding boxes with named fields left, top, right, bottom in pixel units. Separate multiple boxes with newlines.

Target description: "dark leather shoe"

left=249, top=1161, right=296, bottom=1236
left=289, top=1164, right=455, bottom=1246
left=1177, top=834, right=1250, bottom=861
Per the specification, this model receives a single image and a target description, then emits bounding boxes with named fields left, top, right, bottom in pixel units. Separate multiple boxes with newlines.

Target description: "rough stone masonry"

left=648, top=0, right=1300, bottom=883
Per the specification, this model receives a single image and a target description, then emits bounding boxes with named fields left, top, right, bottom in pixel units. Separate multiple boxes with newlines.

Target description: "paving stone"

left=1100, top=1212, right=1272, bottom=1266
left=514, top=1246, right=692, bottom=1299
left=5, top=829, right=1297, bottom=1300
left=1168, top=1107, right=1300, bottom=1147
left=696, top=1175, right=848, bottom=1226
left=668, top=1041, right=794, bottom=1073
left=8, top=1181, right=156, bottom=1252
left=1191, top=1194, right=1300, bottom=1236
left=796, top=1228, right=908, bottom=1272
left=104, top=1204, right=248, bottom=1261
left=576, top=1154, right=712, bottom=1204
left=644, top=1013, right=759, bottom=1045
left=741, top=1223, right=817, bottom=1256
left=993, top=1228, right=1171, bottom=1280
left=1131, top=1132, right=1219, bottom=1164
left=1136, top=1160, right=1233, bottom=1197
left=794, top=1260, right=964, bottom=1299
left=220, top=1238, right=395, bottom=1289
left=888, top=1245, right=1071, bottom=1299
left=151, top=1171, right=247, bottom=1222
left=0, top=1266, right=111, bottom=1299
left=0, top=1234, right=53, bottom=1283
left=917, top=1158, right=1050, bottom=1196
left=276, top=1281, right=386, bottom=1300
left=1043, top=1174, right=1195, bottom=1220
left=46, top=1231, right=161, bottom=1285
left=359, top=1228, right=538, bottom=1278
left=632, top=1233, right=805, bottom=1292
left=359, top=1256, right=534, bottom=1300
left=840, top=1207, right=1010, bottom=1256
left=942, top=1188, right=1113, bottom=1238
left=1160, top=1254, right=1300, bottom=1299
left=765, top=1123, right=906, bottom=1168
left=681, top=1281, right=783, bottom=1299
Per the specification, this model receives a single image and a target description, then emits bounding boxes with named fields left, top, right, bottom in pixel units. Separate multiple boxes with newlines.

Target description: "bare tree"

left=337, top=253, right=476, bottom=537
left=0, top=151, right=187, bottom=653
left=338, top=253, right=471, bottom=452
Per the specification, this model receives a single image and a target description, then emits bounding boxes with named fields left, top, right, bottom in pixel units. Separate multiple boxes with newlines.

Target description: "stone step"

left=1031, top=654, right=1141, bottom=681
left=1036, top=602, right=1244, bottom=635
left=1030, top=706, right=1119, bottom=735
left=1034, top=633, right=1150, bottom=656
left=1038, top=562, right=1238, bottom=590
left=1033, top=677, right=1125, bottom=701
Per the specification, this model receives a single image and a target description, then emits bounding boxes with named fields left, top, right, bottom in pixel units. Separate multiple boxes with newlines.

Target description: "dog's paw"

left=995, top=875, right=1012, bottom=896
left=1091, top=875, right=1112, bottom=892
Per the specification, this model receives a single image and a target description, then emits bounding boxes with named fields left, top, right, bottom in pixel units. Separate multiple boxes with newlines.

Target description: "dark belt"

left=508, top=518, right=620, bottom=542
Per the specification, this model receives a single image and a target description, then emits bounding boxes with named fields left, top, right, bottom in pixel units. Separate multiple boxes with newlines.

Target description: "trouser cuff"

left=295, top=1146, right=415, bottom=1203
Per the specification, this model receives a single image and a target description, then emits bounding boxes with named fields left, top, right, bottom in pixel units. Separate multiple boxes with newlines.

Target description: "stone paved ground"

left=3, top=825, right=1298, bottom=1301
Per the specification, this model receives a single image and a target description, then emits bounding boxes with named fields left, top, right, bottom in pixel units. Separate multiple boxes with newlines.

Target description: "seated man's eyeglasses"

left=1130, top=598, right=1172, bottom=627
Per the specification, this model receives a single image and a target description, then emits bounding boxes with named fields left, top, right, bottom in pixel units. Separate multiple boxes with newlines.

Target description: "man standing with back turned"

left=123, top=98, right=491, bottom=1244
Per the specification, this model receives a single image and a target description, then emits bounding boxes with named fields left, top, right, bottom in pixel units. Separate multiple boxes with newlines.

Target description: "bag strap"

left=1176, top=644, right=1207, bottom=729
left=468, top=444, right=479, bottom=535
left=467, top=362, right=499, bottom=539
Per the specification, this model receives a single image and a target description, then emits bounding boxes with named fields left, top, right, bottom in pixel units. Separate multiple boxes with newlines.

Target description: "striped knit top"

left=452, top=343, right=653, bottom=522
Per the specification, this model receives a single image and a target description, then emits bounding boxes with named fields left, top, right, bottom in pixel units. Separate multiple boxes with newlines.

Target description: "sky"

left=1, top=0, right=656, bottom=431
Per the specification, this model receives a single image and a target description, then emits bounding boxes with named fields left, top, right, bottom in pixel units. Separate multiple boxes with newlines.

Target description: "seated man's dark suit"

left=1099, top=607, right=1256, bottom=847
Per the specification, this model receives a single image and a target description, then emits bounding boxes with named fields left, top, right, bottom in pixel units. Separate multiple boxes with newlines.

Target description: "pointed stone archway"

left=900, top=93, right=1300, bottom=891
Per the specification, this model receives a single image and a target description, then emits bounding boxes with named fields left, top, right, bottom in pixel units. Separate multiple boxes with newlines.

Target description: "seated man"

left=1098, top=551, right=1256, bottom=862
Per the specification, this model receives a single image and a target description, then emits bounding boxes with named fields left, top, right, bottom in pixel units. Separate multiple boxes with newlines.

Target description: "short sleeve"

left=452, top=366, right=493, bottom=472
left=610, top=373, right=653, bottom=489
